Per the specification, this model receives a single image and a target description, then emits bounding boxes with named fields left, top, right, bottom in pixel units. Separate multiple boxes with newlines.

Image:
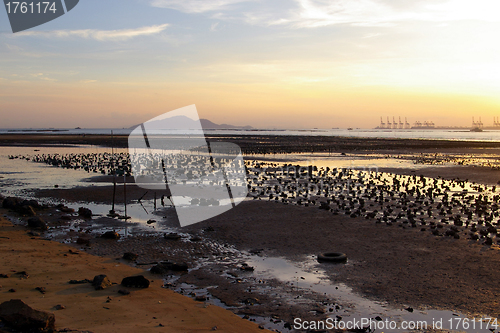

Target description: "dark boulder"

left=2, top=197, right=22, bottom=210
left=92, top=275, right=112, bottom=290
left=0, top=299, right=55, bottom=332
left=101, top=231, right=120, bottom=240
left=122, top=252, right=138, bottom=261
left=18, top=205, right=37, bottom=216
left=76, top=237, right=91, bottom=246
left=78, top=207, right=92, bottom=219
left=150, top=261, right=188, bottom=274
left=121, top=275, right=150, bottom=288
left=27, top=217, right=48, bottom=231
left=22, top=200, right=40, bottom=210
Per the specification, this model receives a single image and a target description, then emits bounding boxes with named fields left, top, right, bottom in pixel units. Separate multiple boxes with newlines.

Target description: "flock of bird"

left=10, top=152, right=500, bottom=245
left=246, top=160, right=500, bottom=245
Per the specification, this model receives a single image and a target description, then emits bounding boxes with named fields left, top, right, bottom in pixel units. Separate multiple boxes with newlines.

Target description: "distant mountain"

left=130, top=116, right=252, bottom=130
left=200, top=119, right=252, bottom=130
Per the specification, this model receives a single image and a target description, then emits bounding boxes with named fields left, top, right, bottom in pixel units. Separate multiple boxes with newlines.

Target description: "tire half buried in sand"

left=317, top=252, right=347, bottom=263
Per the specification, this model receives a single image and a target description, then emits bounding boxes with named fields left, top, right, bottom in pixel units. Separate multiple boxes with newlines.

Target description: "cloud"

left=15, top=24, right=170, bottom=41
left=150, top=0, right=250, bottom=13
left=151, top=0, right=500, bottom=28
left=278, top=0, right=500, bottom=28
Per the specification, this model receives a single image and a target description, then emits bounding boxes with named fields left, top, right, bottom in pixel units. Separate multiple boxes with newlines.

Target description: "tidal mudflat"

left=0, top=134, right=499, bottom=332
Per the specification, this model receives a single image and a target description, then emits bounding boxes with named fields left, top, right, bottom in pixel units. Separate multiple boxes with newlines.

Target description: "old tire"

left=317, top=252, right=347, bottom=263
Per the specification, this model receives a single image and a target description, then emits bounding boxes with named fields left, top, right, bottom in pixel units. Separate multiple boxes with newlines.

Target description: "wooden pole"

left=111, top=130, right=116, bottom=214
left=124, top=174, right=127, bottom=218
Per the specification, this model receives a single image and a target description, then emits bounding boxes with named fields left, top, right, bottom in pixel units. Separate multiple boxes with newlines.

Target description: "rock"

left=54, top=305, right=65, bottom=310
left=18, top=205, right=36, bottom=216
left=118, top=289, right=130, bottom=295
left=121, top=275, right=150, bottom=288
left=78, top=207, right=92, bottom=219
left=35, top=287, right=46, bottom=294
left=195, top=295, right=207, bottom=302
left=68, top=279, right=92, bottom=284
left=101, top=231, right=120, bottom=240
left=150, top=261, right=188, bottom=274
left=0, top=299, right=55, bottom=331
left=76, top=237, right=91, bottom=246
left=122, top=252, right=138, bottom=261
left=2, top=197, right=22, bottom=210
left=164, top=232, right=181, bottom=240
left=27, top=217, right=48, bottom=231
left=92, top=275, right=112, bottom=290
left=190, top=236, right=202, bottom=242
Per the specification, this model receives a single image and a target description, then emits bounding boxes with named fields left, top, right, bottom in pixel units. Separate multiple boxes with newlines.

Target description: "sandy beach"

left=0, top=208, right=270, bottom=332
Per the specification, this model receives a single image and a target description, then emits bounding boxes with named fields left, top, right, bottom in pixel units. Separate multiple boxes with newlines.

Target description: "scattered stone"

left=195, top=295, right=207, bottom=302
left=57, top=204, right=75, bottom=213
left=164, top=232, right=181, bottom=240
left=2, top=197, right=23, bottom=210
left=121, top=275, right=150, bottom=288
left=35, top=287, right=46, bottom=294
left=92, top=275, right=112, bottom=290
left=27, top=217, right=48, bottom=231
left=54, top=305, right=66, bottom=310
left=122, top=252, right=139, bottom=261
left=27, top=231, right=41, bottom=237
left=0, top=274, right=10, bottom=278
left=150, top=261, right=188, bottom=274
left=101, top=231, right=120, bottom=240
left=15, top=271, right=29, bottom=279
left=19, top=205, right=36, bottom=217
left=240, top=263, right=254, bottom=272
left=405, top=307, right=414, bottom=312
left=8, top=289, right=16, bottom=292
left=68, top=279, right=91, bottom=284
left=118, top=289, right=130, bottom=295
left=76, top=237, right=91, bottom=246
left=0, top=299, right=55, bottom=332
left=78, top=207, right=92, bottom=219
left=190, top=235, right=202, bottom=242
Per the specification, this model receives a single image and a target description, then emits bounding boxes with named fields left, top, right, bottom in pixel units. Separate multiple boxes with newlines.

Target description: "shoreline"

left=2, top=136, right=500, bottom=331
left=0, top=208, right=270, bottom=333
left=3, top=133, right=500, bottom=154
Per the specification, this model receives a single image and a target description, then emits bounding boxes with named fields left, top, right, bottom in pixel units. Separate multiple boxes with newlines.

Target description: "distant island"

left=130, top=116, right=252, bottom=130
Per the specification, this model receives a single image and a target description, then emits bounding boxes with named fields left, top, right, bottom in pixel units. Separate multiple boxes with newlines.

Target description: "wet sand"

left=0, top=209, right=269, bottom=333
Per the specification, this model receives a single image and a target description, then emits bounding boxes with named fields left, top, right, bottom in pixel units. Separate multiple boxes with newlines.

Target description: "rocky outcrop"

left=0, top=299, right=55, bottom=332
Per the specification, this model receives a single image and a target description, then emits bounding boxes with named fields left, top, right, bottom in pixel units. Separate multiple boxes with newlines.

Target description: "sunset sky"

left=1, top=0, right=500, bottom=129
